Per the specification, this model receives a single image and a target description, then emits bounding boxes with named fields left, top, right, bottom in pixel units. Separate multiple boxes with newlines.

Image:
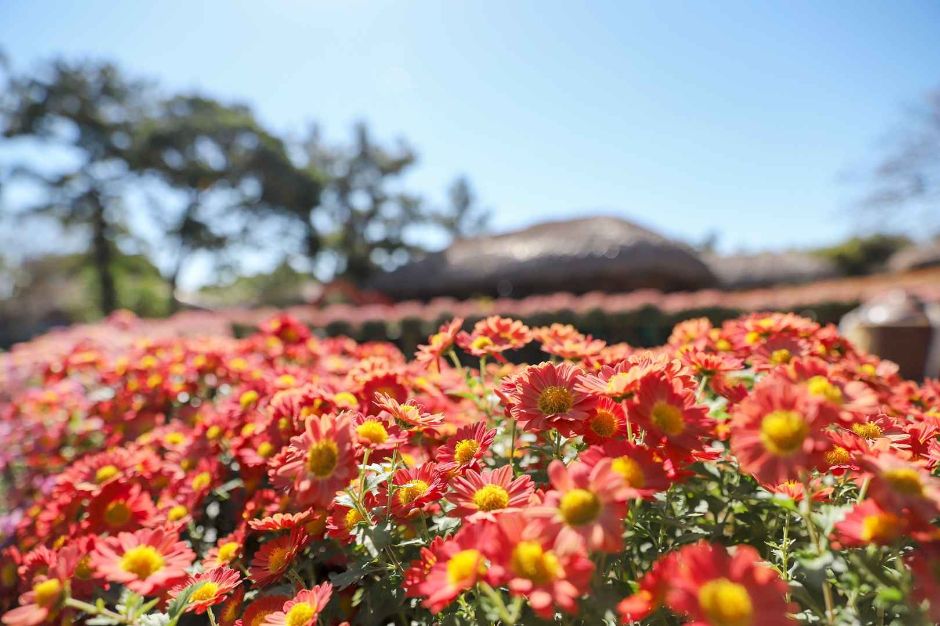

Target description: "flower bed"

left=1, top=311, right=939, bottom=625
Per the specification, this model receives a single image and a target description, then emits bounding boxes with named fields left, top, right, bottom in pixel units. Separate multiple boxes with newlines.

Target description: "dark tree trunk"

left=91, top=194, right=117, bottom=315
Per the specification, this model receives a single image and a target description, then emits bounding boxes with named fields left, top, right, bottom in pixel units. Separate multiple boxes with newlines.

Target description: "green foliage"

left=814, top=234, right=911, bottom=276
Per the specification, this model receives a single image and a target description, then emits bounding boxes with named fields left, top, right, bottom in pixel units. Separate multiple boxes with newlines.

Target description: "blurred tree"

left=859, top=86, right=940, bottom=231
left=131, top=95, right=322, bottom=310
left=300, top=123, right=489, bottom=284
left=0, top=59, right=147, bottom=315
left=814, top=234, right=911, bottom=276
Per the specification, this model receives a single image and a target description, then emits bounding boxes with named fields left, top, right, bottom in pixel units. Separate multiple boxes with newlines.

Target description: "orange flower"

left=575, top=397, right=628, bottom=446
left=415, top=318, right=464, bottom=371
left=413, top=523, right=497, bottom=613
left=169, top=566, right=241, bottom=614
left=261, top=584, right=333, bottom=626
left=630, top=372, right=712, bottom=456
left=270, top=412, right=356, bottom=507
left=730, top=377, right=832, bottom=485
left=248, top=527, right=310, bottom=588
left=509, top=361, right=595, bottom=434
left=436, top=422, right=496, bottom=474
left=449, top=465, right=534, bottom=520
left=90, top=527, right=195, bottom=596
left=489, top=512, right=594, bottom=618
left=579, top=441, right=673, bottom=499
left=662, top=542, right=796, bottom=626
left=456, top=316, right=532, bottom=361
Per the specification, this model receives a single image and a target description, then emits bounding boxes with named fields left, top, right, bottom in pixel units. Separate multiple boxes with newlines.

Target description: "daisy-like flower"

left=617, top=552, right=677, bottom=623
left=415, top=318, right=464, bottom=371
left=360, top=373, right=408, bottom=414
left=630, top=372, right=712, bottom=455
left=351, top=411, right=406, bottom=453
left=325, top=501, right=369, bottom=545
left=578, top=353, right=684, bottom=402
left=414, top=522, right=496, bottom=613
left=374, top=393, right=444, bottom=432
left=449, top=465, right=534, bottom=520
left=215, top=585, right=245, bottom=626
left=436, top=422, right=496, bottom=474
left=575, top=397, right=628, bottom=445
left=234, top=594, right=289, bottom=626
left=456, top=316, right=532, bottom=361
left=404, top=537, right=446, bottom=600
left=730, top=378, right=832, bottom=485
left=533, top=323, right=606, bottom=360
left=262, top=583, right=333, bottom=626
left=90, top=527, right=195, bottom=596
left=391, top=463, right=446, bottom=519
left=489, top=512, right=594, bottom=618
left=579, top=441, right=672, bottom=499
left=541, top=459, right=628, bottom=553
left=248, top=510, right=313, bottom=532
left=861, top=453, right=940, bottom=524
left=249, top=527, right=311, bottom=587
left=202, top=531, right=245, bottom=570
left=832, top=499, right=918, bottom=547
left=510, top=361, right=594, bottom=434
left=270, top=412, right=356, bottom=507
left=169, top=567, right=241, bottom=614
left=0, top=547, right=78, bottom=626
left=665, top=542, right=796, bottom=626
left=83, top=481, right=155, bottom=534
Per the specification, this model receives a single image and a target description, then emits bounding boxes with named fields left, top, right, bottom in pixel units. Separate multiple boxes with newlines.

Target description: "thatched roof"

left=889, top=239, right=940, bottom=272
left=705, top=251, right=840, bottom=290
left=369, top=216, right=717, bottom=300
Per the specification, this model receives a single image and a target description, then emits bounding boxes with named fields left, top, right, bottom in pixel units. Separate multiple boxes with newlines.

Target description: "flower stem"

left=65, top=597, right=131, bottom=624
left=801, top=475, right=835, bottom=625
left=479, top=583, right=514, bottom=625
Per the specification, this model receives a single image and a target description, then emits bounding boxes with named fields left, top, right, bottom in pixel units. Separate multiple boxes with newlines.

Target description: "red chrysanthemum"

left=90, top=527, right=195, bottom=596
left=456, top=316, right=532, bottom=361
left=248, top=527, right=311, bottom=588
left=413, top=523, right=497, bottom=613
left=630, top=371, right=712, bottom=455
left=448, top=465, right=534, bottom=520
left=510, top=361, right=595, bottom=434
left=436, top=422, right=497, bottom=474
left=261, top=583, right=333, bottom=626
left=169, top=566, right=241, bottom=614
left=579, top=441, right=673, bottom=499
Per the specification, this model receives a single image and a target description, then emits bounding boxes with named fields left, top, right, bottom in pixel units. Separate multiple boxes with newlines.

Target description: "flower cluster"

left=1, top=311, right=939, bottom=625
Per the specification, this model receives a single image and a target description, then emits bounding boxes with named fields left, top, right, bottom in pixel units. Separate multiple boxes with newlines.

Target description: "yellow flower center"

left=851, top=422, right=882, bottom=440
left=33, top=578, right=62, bottom=608
left=166, top=504, right=188, bottom=521
left=103, top=500, right=132, bottom=528
left=760, top=410, right=808, bottom=456
left=650, top=401, right=685, bottom=436
left=206, top=425, right=222, bottom=440
left=473, top=484, right=510, bottom=511
left=333, top=391, right=359, bottom=407
left=698, top=578, right=753, bottom=626
left=357, top=420, right=389, bottom=445
left=510, top=541, right=560, bottom=585
left=266, top=547, right=289, bottom=572
left=95, top=465, right=120, bottom=483
left=75, top=556, right=94, bottom=580
left=306, top=440, right=339, bottom=477
left=120, top=545, right=165, bottom=579
left=538, top=385, right=574, bottom=415
left=190, top=581, right=220, bottom=602
left=191, top=472, right=212, bottom=491
left=217, top=541, right=239, bottom=563
left=559, top=488, right=601, bottom=525
left=859, top=363, right=877, bottom=376
left=239, top=390, right=260, bottom=408
left=589, top=409, right=618, bottom=438
left=284, top=601, right=317, bottom=626
left=453, top=439, right=480, bottom=465
left=883, top=468, right=924, bottom=496
left=257, top=441, right=275, bottom=458
left=470, top=336, right=494, bottom=351
left=825, top=446, right=851, bottom=466
left=165, top=432, right=186, bottom=446
left=715, top=338, right=732, bottom=352
left=612, top=456, right=645, bottom=488
left=345, top=508, right=363, bottom=530
left=807, top=376, right=843, bottom=404
left=397, top=480, right=430, bottom=506
left=769, top=349, right=792, bottom=365
left=861, top=512, right=903, bottom=544
left=447, top=549, right=486, bottom=585
left=606, top=372, right=632, bottom=396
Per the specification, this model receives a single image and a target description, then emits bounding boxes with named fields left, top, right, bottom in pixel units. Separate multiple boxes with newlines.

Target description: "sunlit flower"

left=449, top=465, right=534, bottom=520
left=270, top=412, right=356, bottom=507
left=456, top=316, right=532, bottom=361
left=262, top=583, right=333, bottom=626
left=90, top=527, right=195, bottom=596
left=391, top=463, right=446, bottom=519
left=234, top=594, right=289, bottom=626
left=630, top=372, right=711, bottom=455
left=510, top=361, right=594, bottom=434
left=413, top=523, right=496, bottom=613
left=249, top=527, right=311, bottom=588
left=436, top=422, right=497, bottom=474
left=416, top=318, right=464, bottom=371
left=575, top=397, right=628, bottom=446
left=579, top=441, right=672, bottom=499
left=169, top=566, right=241, bottom=614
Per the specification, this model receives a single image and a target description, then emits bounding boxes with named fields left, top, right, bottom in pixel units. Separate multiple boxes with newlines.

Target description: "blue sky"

left=2, top=0, right=939, bottom=275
